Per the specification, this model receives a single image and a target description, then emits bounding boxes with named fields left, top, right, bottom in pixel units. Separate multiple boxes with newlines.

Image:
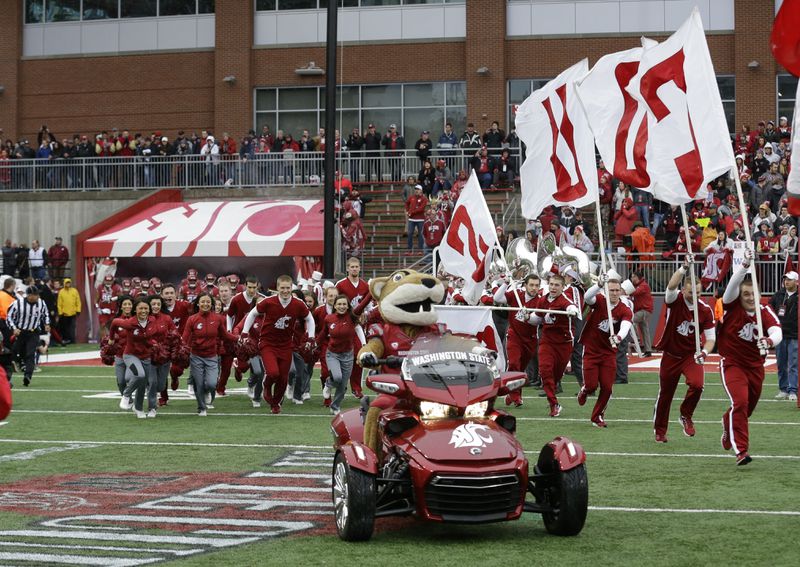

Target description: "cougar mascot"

left=358, top=270, right=446, bottom=454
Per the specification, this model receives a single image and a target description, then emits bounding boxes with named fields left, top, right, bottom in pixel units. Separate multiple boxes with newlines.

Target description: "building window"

left=507, top=78, right=552, bottom=131
left=255, top=82, right=467, bottom=141
left=26, top=0, right=45, bottom=23
left=256, top=0, right=462, bottom=10
left=778, top=74, right=798, bottom=125
left=717, top=75, right=735, bottom=134
left=121, top=0, right=157, bottom=18
left=25, top=0, right=215, bottom=23
left=46, top=0, right=81, bottom=22
left=82, top=0, right=118, bottom=20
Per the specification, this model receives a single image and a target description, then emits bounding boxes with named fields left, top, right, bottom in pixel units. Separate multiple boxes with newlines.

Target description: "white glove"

left=756, top=337, right=773, bottom=350
left=597, top=272, right=610, bottom=286
left=566, top=304, right=580, bottom=317
left=693, top=349, right=707, bottom=365
left=515, top=308, right=530, bottom=322
left=100, top=308, right=111, bottom=315
left=609, top=334, right=622, bottom=348
left=743, top=248, right=754, bottom=268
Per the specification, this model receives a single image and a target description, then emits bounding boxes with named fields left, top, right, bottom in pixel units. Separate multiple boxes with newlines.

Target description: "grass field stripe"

left=0, top=443, right=99, bottom=462
left=589, top=506, right=800, bottom=516
left=0, top=541, right=196, bottom=557
left=0, top=551, right=158, bottom=566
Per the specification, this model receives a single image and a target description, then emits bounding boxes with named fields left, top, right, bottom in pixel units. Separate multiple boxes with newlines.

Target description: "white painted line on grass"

left=0, top=444, right=99, bottom=462
left=588, top=451, right=800, bottom=460
left=589, top=506, right=800, bottom=516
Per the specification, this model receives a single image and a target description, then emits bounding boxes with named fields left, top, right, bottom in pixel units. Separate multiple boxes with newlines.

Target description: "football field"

left=0, top=357, right=798, bottom=567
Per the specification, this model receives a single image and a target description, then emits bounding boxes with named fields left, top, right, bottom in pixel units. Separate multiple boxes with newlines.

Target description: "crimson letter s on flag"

left=439, top=171, right=499, bottom=306
left=515, top=59, right=599, bottom=220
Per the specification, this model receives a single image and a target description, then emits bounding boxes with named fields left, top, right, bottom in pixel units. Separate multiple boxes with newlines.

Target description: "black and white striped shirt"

left=6, top=297, right=50, bottom=332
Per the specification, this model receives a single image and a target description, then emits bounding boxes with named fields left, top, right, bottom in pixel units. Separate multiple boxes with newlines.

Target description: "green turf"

left=1, top=363, right=798, bottom=566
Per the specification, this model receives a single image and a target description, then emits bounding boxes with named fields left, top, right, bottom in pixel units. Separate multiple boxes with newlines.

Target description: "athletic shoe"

left=171, top=377, right=179, bottom=390
left=216, top=390, right=227, bottom=397
left=23, top=377, right=30, bottom=387
left=204, top=391, right=212, bottom=405
left=323, top=398, right=331, bottom=407
left=157, top=398, right=168, bottom=407
left=206, top=403, right=214, bottom=410
left=577, top=387, right=588, bottom=407
left=330, top=407, right=340, bottom=415
left=135, top=410, right=147, bottom=419
left=775, top=391, right=789, bottom=400
left=322, top=384, right=331, bottom=400
left=247, top=385, right=255, bottom=398
left=736, top=452, right=752, bottom=466
left=292, top=398, right=303, bottom=405
left=302, top=392, right=311, bottom=401
left=549, top=404, right=562, bottom=418
left=539, top=383, right=563, bottom=397
left=147, top=409, right=157, bottom=418
left=252, top=400, right=261, bottom=408
left=721, top=422, right=732, bottom=451
left=234, top=369, right=243, bottom=382
left=119, top=395, right=132, bottom=410
left=789, top=393, right=798, bottom=401
left=592, top=416, right=608, bottom=428
left=198, top=410, right=207, bottom=417
left=504, top=394, right=523, bottom=407
left=655, top=433, right=668, bottom=443
left=188, top=383, right=195, bottom=396
left=679, top=415, right=696, bottom=437
left=353, top=389, right=364, bottom=400
left=271, top=404, right=281, bottom=414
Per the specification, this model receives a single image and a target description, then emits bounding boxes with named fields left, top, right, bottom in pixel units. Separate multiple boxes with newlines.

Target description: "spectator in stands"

left=47, top=237, right=69, bottom=280
left=762, top=162, right=786, bottom=212
left=559, top=206, right=580, bottom=235
left=752, top=203, right=776, bottom=234
left=422, top=206, right=446, bottom=259
left=405, top=185, right=428, bottom=255
left=431, top=159, right=453, bottom=198
left=382, top=124, right=405, bottom=181
left=764, top=120, right=780, bottom=144
left=418, top=160, right=436, bottom=198
left=781, top=225, right=798, bottom=253
left=2, top=240, right=16, bottom=277
left=568, top=225, right=594, bottom=253
left=437, top=186, right=455, bottom=225
left=414, top=130, right=433, bottom=165
left=340, top=211, right=366, bottom=258
left=482, top=121, right=505, bottom=156
left=364, top=123, right=382, bottom=181
left=613, top=181, right=633, bottom=211
left=704, top=229, right=733, bottom=253
left=471, top=147, right=494, bottom=189
left=451, top=169, right=468, bottom=199
left=200, top=135, right=220, bottom=185
left=347, top=127, right=364, bottom=182
left=614, top=198, right=638, bottom=246
left=437, top=122, right=458, bottom=169
left=493, top=148, right=516, bottom=188
left=334, top=170, right=352, bottom=201
left=402, top=175, right=417, bottom=202
left=0, top=149, right=10, bottom=190
left=632, top=188, right=652, bottom=231
left=778, top=116, right=792, bottom=139
left=15, top=243, right=29, bottom=280
left=28, top=240, right=47, bottom=281
left=700, top=220, right=719, bottom=251
left=629, top=271, right=654, bottom=356
left=598, top=160, right=614, bottom=239
left=751, top=148, right=769, bottom=179
left=459, top=123, right=482, bottom=160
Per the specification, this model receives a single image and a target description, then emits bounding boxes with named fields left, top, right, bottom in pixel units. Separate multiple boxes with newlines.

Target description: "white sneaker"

left=292, top=398, right=303, bottom=405
left=322, top=384, right=331, bottom=400
left=247, top=385, right=255, bottom=398
left=198, top=410, right=207, bottom=417
left=302, top=392, right=311, bottom=401
left=204, top=391, right=212, bottom=405
left=147, top=409, right=157, bottom=418
left=775, top=391, right=789, bottom=399
left=252, top=400, right=261, bottom=408
left=790, top=393, right=798, bottom=401
left=330, top=407, right=340, bottom=415
left=119, top=395, right=132, bottom=410
left=135, top=410, right=147, bottom=419
left=188, top=384, right=195, bottom=396
left=206, top=403, right=214, bottom=409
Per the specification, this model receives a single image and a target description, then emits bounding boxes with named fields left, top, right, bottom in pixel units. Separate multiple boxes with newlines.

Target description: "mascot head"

left=370, top=269, right=445, bottom=326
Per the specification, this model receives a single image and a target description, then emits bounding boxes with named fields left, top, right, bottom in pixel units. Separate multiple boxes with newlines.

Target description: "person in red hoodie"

left=405, top=184, right=428, bottom=255
left=614, top=198, right=639, bottom=248
left=108, top=296, right=134, bottom=396
left=314, top=286, right=339, bottom=407
left=113, top=299, right=158, bottom=419
left=183, top=293, right=237, bottom=416
left=422, top=206, right=446, bottom=256
left=147, top=295, right=176, bottom=417
left=316, top=295, right=366, bottom=414
left=628, top=271, right=654, bottom=357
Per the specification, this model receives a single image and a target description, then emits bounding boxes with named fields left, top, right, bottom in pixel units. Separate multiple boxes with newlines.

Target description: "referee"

left=6, top=287, right=50, bottom=386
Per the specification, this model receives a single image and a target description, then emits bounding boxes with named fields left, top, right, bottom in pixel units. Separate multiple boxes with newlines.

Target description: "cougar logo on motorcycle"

left=449, top=422, right=494, bottom=449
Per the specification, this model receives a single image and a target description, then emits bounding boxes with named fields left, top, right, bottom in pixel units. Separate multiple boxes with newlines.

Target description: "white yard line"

left=0, top=444, right=99, bottom=462
left=589, top=506, right=800, bottom=516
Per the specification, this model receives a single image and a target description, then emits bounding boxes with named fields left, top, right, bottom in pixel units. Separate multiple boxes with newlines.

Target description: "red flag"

left=785, top=250, right=796, bottom=275
left=771, top=0, right=800, bottom=77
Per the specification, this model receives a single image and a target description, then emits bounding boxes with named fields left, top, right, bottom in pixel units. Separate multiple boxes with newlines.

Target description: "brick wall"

left=465, top=0, right=507, bottom=132
left=214, top=0, right=254, bottom=138
left=0, top=1, right=21, bottom=141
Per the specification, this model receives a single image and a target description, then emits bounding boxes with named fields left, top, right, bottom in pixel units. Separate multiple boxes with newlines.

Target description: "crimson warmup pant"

left=539, top=341, right=571, bottom=408
left=653, top=352, right=704, bottom=436
left=506, top=332, right=537, bottom=404
left=582, top=352, right=615, bottom=422
left=261, top=347, right=293, bottom=407
left=720, top=359, right=764, bottom=456
left=217, top=354, right=234, bottom=394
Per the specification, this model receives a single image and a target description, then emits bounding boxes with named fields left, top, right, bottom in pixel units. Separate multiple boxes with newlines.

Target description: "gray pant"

left=122, top=354, right=151, bottom=412
left=190, top=354, right=218, bottom=411
left=114, top=356, right=126, bottom=395
left=290, top=352, right=312, bottom=402
left=247, top=356, right=265, bottom=401
left=148, top=362, right=170, bottom=411
left=326, top=350, right=354, bottom=411
left=570, top=318, right=585, bottom=385
left=632, top=310, right=652, bottom=352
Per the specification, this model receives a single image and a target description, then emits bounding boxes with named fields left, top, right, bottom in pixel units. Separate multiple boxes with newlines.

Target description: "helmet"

left=149, top=277, right=162, bottom=291
left=228, top=274, right=239, bottom=285
left=216, top=275, right=229, bottom=285
left=131, top=276, right=141, bottom=286
left=121, top=278, right=132, bottom=288
left=205, top=273, right=216, bottom=283
left=140, top=279, right=151, bottom=290
left=187, top=268, right=198, bottom=281
left=103, top=274, right=113, bottom=283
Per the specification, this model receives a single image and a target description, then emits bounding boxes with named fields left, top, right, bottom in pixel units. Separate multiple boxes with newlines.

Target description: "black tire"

left=332, top=452, right=376, bottom=541
left=539, top=464, right=588, bottom=536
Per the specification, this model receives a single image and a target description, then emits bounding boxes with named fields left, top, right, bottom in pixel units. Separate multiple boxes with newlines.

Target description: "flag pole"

left=730, top=165, right=765, bottom=349
left=593, top=198, right=617, bottom=336
left=496, top=244, right=529, bottom=315
left=679, top=206, right=703, bottom=354
left=435, top=305, right=571, bottom=315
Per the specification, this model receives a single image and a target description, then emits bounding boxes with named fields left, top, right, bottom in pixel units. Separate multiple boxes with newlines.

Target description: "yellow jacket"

left=57, top=286, right=82, bottom=317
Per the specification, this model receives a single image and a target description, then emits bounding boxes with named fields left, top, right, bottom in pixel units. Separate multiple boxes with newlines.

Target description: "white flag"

left=516, top=59, right=599, bottom=219
left=624, top=8, right=731, bottom=204
left=435, top=305, right=506, bottom=371
left=439, top=171, right=499, bottom=306
left=787, top=79, right=800, bottom=215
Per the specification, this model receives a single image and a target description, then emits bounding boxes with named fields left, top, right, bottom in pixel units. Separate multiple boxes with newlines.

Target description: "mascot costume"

left=358, top=269, right=446, bottom=454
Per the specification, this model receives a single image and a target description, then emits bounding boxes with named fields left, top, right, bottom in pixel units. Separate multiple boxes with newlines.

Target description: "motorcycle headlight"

left=419, top=401, right=455, bottom=419
left=464, top=401, right=488, bottom=418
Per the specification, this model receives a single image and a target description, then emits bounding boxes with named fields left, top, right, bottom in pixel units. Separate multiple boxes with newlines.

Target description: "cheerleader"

left=108, top=295, right=134, bottom=396
left=113, top=298, right=157, bottom=419
left=289, top=292, right=318, bottom=404
left=147, top=295, right=176, bottom=416
left=314, top=286, right=338, bottom=407
left=182, top=293, right=236, bottom=416
left=316, top=295, right=366, bottom=414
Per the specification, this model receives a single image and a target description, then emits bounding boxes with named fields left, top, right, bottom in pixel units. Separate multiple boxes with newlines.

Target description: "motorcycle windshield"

left=402, top=333, right=498, bottom=407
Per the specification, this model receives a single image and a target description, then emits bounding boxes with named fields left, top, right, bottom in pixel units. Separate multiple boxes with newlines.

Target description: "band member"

left=96, top=275, right=121, bottom=338
left=577, top=275, right=633, bottom=427
left=493, top=274, right=541, bottom=407
left=718, top=249, right=782, bottom=465
left=241, top=275, right=315, bottom=414
left=653, top=255, right=715, bottom=442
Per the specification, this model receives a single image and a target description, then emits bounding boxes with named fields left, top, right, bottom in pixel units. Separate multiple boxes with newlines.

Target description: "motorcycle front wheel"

left=332, top=452, right=376, bottom=541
